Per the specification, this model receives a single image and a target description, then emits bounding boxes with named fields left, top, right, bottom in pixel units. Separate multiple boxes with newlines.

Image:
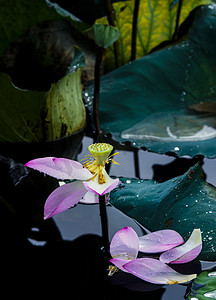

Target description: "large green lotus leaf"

left=188, top=269, right=216, bottom=299
left=96, top=0, right=212, bottom=70
left=0, top=73, right=46, bottom=143
left=45, top=68, right=86, bottom=140
left=0, top=0, right=89, bottom=57
left=84, top=5, right=216, bottom=158
left=110, top=163, right=216, bottom=261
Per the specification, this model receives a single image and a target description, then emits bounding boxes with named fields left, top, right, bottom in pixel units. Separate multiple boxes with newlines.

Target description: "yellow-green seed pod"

left=88, top=143, right=113, bottom=165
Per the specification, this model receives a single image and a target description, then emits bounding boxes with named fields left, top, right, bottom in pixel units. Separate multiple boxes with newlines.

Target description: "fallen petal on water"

left=159, top=229, right=202, bottom=264
left=110, top=227, right=139, bottom=261
left=139, top=229, right=184, bottom=253
left=123, top=258, right=197, bottom=285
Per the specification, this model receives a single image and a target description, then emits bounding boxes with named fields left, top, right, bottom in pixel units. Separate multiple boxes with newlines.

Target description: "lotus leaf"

left=0, top=0, right=88, bottom=57
left=96, top=0, right=212, bottom=70
left=84, top=5, right=216, bottom=158
left=93, top=24, right=121, bottom=49
left=0, top=67, right=86, bottom=142
left=0, top=73, right=45, bottom=143
left=45, top=68, right=86, bottom=140
left=110, top=163, right=216, bottom=261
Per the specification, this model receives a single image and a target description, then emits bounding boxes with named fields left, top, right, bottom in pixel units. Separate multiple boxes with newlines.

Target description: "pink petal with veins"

left=123, top=258, right=197, bottom=284
left=159, top=229, right=202, bottom=264
left=110, top=258, right=131, bottom=272
left=139, top=229, right=184, bottom=253
left=44, top=181, right=86, bottom=219
left=110, top=227, right=139, bottom=261
left=25, top=157, right=92, bottom=180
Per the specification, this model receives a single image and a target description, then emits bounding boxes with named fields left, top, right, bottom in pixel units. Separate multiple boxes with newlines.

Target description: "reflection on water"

left=208, top=271, right=216, bottom=277
left=204, top=290, right=216, bottom=298
left=1, top=137, right=216, bottom=299
left=121, top=111, right=216, bottom=142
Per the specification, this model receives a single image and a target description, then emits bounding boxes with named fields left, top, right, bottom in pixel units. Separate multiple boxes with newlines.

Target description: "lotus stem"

left=93, top=47, right=103, bottom=143
left=105, top=0, right=120, bottom=68
left=173, top=0, right=183, bottom=40
left=131, top=0, right=140, bottom=61
left=99, top=194, right=110, bottom=253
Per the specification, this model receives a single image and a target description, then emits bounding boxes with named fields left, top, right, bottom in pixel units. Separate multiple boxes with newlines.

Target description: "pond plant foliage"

left=1, top=0, right=216, bottom=298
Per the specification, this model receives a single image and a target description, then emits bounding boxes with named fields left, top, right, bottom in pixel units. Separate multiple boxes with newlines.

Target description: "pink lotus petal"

left=139, top=230, right=184, bottom=253
left=83, top=170, right=119, bottom=195
left=44, top=181, right=87, bottom=219
left=110, top=227, right=139, bottom=261
left=159, top=229, right=202, bottom=264
left=110, top=258, right=131, bottom=272
left=25, top=157, right=92, bottom=180
left=79, top=190, right=99, bottom=204
left=123, top=258, right=197, bottom=285
left=53, top=158, right=92, bottom=180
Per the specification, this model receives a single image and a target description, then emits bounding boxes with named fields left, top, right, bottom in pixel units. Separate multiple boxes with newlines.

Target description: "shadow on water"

left=0, top=153, right=165, bottom=298
left=0, top=145, right=211, bottom=299
left=3, top=232, right=166, bottom=299
left=152, top=155, right=204, bottom=182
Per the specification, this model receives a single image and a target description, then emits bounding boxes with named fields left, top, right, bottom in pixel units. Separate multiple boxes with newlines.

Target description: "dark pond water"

left=1, top=136, right=216, bottom=298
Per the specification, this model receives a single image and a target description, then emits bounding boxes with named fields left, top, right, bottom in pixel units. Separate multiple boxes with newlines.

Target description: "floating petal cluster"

left=25, top=143, right=119, bottom=219
left=110, top=227, right=202, bottom=285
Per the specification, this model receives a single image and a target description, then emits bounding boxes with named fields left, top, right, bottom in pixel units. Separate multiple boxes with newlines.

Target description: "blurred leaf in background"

left=96, top=0, right=212, bottom=71
left=0, top=0, right=96, bottom=90
left=0, top=0, right=89, bottom=57
left=45, top=67, right=86, bottom=141
left=0, top=73, right=46, bottom=143
left=0, top=66, right=86, bottom=143
left=0, top=0, right=91, bottom=143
